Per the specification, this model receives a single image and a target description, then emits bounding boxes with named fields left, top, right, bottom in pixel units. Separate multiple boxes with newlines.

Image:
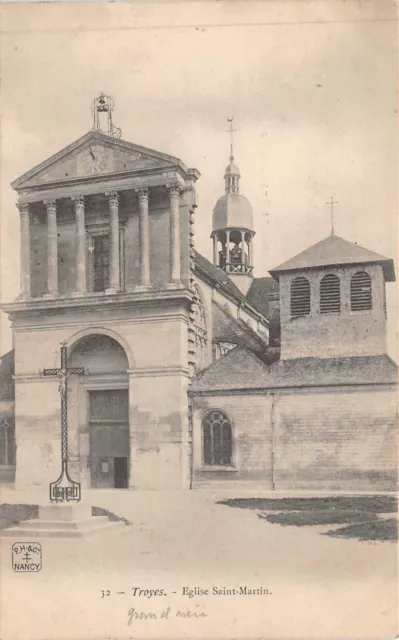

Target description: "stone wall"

left=279, top=264, right=387, bottom=359
left=191, top=385, right=397, bottom=490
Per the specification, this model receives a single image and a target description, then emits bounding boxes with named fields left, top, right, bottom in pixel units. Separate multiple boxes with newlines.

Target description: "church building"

left=0, top=96, right=397, bottom=493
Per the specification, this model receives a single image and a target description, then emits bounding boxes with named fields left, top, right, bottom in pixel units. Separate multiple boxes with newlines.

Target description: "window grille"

left=193, top=285, right=208, bottom=371
left=202, top=410, right=232, bottom=466
left=290, top=277, right=311, bottom=317
left=320, top=274, right=341, bottom=314
left=351, top=271, right=372, bottom=311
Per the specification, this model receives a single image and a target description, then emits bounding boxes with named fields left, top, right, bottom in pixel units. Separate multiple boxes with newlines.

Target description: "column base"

left=42, top=292, right=58, bottom=299
left=134, top=284, right=152, bottom=292
left=166, top=281, right=184, bottom=290
left=70, top=290, right=87, bottom=298
left=104, top=287, right=119, bottom=295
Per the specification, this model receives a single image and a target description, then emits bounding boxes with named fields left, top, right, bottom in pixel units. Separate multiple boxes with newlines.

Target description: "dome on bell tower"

left=210, top=118, right=255, bottom=295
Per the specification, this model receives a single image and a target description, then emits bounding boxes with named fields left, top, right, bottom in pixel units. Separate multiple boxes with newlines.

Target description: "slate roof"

left=246, top=277, right=279, bottom=318
left=269, top=235, right=395, bottom=281
left=0, top=351, right=14, bottom=400
left=190, top=348, right=398, bottom=392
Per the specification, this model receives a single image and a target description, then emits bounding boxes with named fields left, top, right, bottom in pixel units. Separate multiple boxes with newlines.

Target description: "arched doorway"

left=68, top=334, right=130, bottom=489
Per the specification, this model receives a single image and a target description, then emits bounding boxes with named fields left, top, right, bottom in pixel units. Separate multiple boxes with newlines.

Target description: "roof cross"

left=226, top=117, right=237, bottom=160
left=326, top=195, right=338, bottom=236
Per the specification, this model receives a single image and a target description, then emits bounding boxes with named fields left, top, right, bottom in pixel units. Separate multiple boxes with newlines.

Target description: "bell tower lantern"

left=211, top=118, right=255, bottom=295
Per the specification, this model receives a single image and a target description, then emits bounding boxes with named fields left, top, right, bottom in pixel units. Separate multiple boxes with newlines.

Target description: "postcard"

left=0, top=1, right=397, bottom=638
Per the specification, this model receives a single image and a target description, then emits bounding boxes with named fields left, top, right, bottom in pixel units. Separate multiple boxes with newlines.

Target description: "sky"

left=0, top=0, right=397, bottom=356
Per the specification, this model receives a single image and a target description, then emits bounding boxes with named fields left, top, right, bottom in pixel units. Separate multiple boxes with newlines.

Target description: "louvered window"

left=320, top=274, right=341, bottom=314
left=351, top=271, right=372, bottom=311
left=290, top=277, right=311, bottom=317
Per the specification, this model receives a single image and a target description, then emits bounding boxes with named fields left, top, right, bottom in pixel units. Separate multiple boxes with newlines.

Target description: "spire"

left=225, top=117, right=240, bottom=194
left=227, top=116, right=236, bottom=162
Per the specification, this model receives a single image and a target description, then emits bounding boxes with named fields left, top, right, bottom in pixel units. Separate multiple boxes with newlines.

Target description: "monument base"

left=1, top=503, right=130, bottom=538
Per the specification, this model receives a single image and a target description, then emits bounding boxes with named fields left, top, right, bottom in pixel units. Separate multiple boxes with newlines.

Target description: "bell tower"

left=211, top=118, right=255, bottom=295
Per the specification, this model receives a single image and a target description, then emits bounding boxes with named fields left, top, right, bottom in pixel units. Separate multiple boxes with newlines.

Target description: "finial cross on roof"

left=226, top=116, right=237, bottom=160
left=326, top=195, right=339, bottom=236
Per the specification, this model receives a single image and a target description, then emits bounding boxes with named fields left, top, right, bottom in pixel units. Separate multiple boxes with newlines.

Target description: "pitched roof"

left=190, top=349, right=398, bottom=392
left=194, top=251, right=247, bottom=302
left=212, top=301, right=268, bottom=351
left=269, top=234, right=395, bottom=281
left=245, top=277, right=279, bottom=318
left=0, top=351, right=14, bottom=400
left=12, top=130, right=199, bottom=191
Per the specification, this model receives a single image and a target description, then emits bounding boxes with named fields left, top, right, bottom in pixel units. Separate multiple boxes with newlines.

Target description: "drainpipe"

left=188, top=394, right=194, bottom=490
left=271, top=393, right=276, bottom=490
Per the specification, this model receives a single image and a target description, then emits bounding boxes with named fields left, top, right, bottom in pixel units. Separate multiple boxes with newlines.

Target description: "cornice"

left=2, top=287, right=195, bottom=316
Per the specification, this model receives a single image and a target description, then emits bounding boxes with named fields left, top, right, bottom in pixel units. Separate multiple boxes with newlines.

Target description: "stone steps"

left=1, top=519, right=130, bottom=538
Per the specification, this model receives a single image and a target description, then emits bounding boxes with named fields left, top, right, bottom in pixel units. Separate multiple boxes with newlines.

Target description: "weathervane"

left=326, top=195, right=338, bottom=236
left=91, top=93, right=122, bottom=139
left=226, top=116, right=237, bottom=160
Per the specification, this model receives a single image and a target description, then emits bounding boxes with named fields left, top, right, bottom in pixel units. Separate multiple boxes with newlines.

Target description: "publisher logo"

left=12, top=542, right=42, bottom=572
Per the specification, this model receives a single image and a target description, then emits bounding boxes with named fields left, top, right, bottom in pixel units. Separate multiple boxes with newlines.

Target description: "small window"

left=320, top=274, right=341, bottom=314
left=202, top=410, right=232, bottom=466
left=92, top=235, right=110, bottom=292
left=290, top=276, right=311, bottom=317
left=351, top=271, right=372, bottom=311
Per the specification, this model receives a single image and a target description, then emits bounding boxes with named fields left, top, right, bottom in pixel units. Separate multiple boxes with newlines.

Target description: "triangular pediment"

left=12, top=131, right=184, bottom=190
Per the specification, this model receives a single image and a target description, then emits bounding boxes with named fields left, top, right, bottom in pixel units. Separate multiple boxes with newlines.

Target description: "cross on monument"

left=226, top=116, right=237, bottom=159
left=326, top=195, right=338, bottom=236
left=42, top=343, right=86, bottom=502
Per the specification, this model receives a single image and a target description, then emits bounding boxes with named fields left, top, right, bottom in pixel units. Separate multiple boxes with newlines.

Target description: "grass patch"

left=92, top=506, right=131, bottom=525
left=219, top=496, right=398, bottom=542
left=0, top=503, right=38, bottom=529
left=259, top=509, right=377, bottom=527
left=325, top=519, right=398, bottom=542
left=218, top=495, right=397, bottom=514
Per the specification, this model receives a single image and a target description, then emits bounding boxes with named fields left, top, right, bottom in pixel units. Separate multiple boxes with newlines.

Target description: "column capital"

left=44, top=199, right=57, bottom=214
left=71, top=195, right=85, bottom=207
left=105, top=191, right=119, bottom=207
left=135, top=187, right=149, bottom=203
left=16, top=201, right=30, bottom=216
left=168, top=183, right=183, bottom=198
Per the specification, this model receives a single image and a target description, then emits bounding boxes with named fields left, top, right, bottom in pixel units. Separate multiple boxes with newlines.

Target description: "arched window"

left=351, top=271, right=372, bottom=311
left=193, top=285, right=208, bottom=371
left=0, top=415, right=15, bottom=466
left=320, top=274, right=341, bottom=314
left=290, top=276, right=311, bottom=317
left=202, top=410, right=232, bottom=466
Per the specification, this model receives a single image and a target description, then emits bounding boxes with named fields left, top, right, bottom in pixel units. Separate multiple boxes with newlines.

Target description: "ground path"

left=0, top=489, right=396, bottom=639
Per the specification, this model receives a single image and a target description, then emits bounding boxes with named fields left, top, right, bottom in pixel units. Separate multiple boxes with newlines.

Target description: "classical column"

left=17, top=202, right=31, bottom=299
left=241, top=230, right=246, bottom=272
left=106, top=191, right=120, bottom=291
left=226, top=230, right=231, bottom=271
left=44, top=199, right=58, bottom=295
left=213, top=234, right=218, bottom=266
left=72, top=196, right=86, bottom=294
left=248, top=237, right=253, bottom=267
left=169, top=184, right=182, bottom=283
left=137, top=188, right=150, bottom=286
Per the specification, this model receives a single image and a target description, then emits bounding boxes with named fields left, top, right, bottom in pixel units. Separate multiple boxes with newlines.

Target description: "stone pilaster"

left=72, top=196, right=86, bottom=294
left=169, top=184, right=182, bottom=283
left=106, top=191, right=120, bottom=292
left=44, top=199, right=58, bottom=296
left=136, top=188, right=150, bottom=287
left=17, top=202, right=31, bottom=299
